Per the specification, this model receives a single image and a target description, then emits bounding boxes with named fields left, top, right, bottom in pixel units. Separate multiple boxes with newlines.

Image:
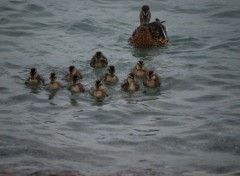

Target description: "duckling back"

left=69, top=83, right=85, bottom=93
left=48, top=82, right=62, bottom=90
left=122, top=82, right=140, bottom=91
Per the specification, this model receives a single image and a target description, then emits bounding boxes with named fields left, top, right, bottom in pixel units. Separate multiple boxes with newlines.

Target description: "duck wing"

left=149, top=21, right=168, bottom=41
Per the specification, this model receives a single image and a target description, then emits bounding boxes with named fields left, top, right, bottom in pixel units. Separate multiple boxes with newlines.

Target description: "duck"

left=128, top=5, right=168, bottom=47
left=64, top=65, right=82, bottom=81
left=25, top=68, right=45, bottom=85
left=90, top=51, right=108, bottom=68
left=90, top=80, right=109, bottom=98
left=143, top=70, right=161, bottom=88
left=102, top=65, right=119, bottom=84
left=48, top=72, right=63, bottom=90
left=132, top=60, right=148, bottom=78
left=121, top=73, right=140, bottom=92
left=68, top=75, right=85, bottom=93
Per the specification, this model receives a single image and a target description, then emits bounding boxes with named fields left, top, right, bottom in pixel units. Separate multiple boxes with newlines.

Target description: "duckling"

left=68, top=75, right=85, bottom=93
left=90, top=51, right=108, bottom=68
left=121, top=73, right=140, bottom=92
left=64, top=65, right=82, bottom=81
left=90, top=80, right=109, bottom=98
left=132, top=60, right=148, bottom=78
left=25, top=68, right=45, bottom=85
left=48, top=72, right=63, bottom=90
left=143, top=70, right=161, bottom=88
left=102, top=65, right=119, bottom=84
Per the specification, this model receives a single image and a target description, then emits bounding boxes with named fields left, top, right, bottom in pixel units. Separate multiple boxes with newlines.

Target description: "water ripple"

left=0, top=0, right=240, bottom=175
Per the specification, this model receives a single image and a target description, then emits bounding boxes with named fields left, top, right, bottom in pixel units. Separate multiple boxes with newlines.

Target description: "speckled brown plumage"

left=129, top=24, right=168, bottom=47
left=129, top=5, right=169, bottom=48
left=128, top=25, right=154, bottom=47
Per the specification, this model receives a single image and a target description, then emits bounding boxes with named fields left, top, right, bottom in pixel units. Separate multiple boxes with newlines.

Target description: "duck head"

left=140, top=5, right=151, bottom=25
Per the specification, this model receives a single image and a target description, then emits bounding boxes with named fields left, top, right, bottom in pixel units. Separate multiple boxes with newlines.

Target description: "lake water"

left=0, top=0, right=240, bottom=175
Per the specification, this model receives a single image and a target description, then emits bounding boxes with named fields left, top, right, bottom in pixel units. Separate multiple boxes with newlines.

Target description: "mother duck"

left=128, top=5, right=168, bottom=47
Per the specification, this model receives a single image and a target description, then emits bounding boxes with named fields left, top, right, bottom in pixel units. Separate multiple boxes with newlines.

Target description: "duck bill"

left=143, top=17, right=149, bottom=25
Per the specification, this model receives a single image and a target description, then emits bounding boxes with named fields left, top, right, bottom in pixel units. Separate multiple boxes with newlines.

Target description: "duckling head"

left=140, top=5, right=151, bottom=25
left=137, top=60, right=144, bottom=69
left=96, top=51, right=102, bottom=60
left=68, top=65, right=76, bottom=75
left=149, top=70, right=156, bottom=80
left=127, top=73, right=135, bottom=83
left=95, top=80, right=104, bottom=91
left=108, top=65, right=115, bottom=75
left=30, top=68, right=37, bottom=79
left=50, top=72, right=57, bottom=83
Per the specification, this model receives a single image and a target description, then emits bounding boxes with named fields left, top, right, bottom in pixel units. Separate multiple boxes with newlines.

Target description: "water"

left=0, top=0, right=240, bottom=175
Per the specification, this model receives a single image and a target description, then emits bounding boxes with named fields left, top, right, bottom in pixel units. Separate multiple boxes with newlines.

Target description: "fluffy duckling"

left=132, top=60, right=148, bottom=78
left=90, top=80, right=109, bottom=98
left=25, top=68, right=45, bottom=85
left=90, top=51, right=108, bottom=68
left=121, top=73, right=140, bottom=92
left=64, top=65, right=82, bottom=81
left=68, top=75, right=85, bottom=93
left=143, top=70, right=161, bottom=88
left=48, top=72, right=63, bottom=90
left=102, top=65, right=119, bottom=84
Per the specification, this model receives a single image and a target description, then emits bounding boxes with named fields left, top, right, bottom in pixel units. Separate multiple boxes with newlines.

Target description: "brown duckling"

left=25, top=68, right=45, bottom=85
left=143, top=70, right=161, bottom=88
left=64, top=65, right=82, bottom=81
left=90, top=80, right=109, bottom=98
left=121, top=73, right=140, bottom=92
left=102, top=65, right=119, bottom=84
left=90, top=51, right=108, bottom=68
left=48, top=72, right=63, bottom=90
left=68, top=75, right=85, bottom=93
left=132, top=60, right=148, bottom=78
